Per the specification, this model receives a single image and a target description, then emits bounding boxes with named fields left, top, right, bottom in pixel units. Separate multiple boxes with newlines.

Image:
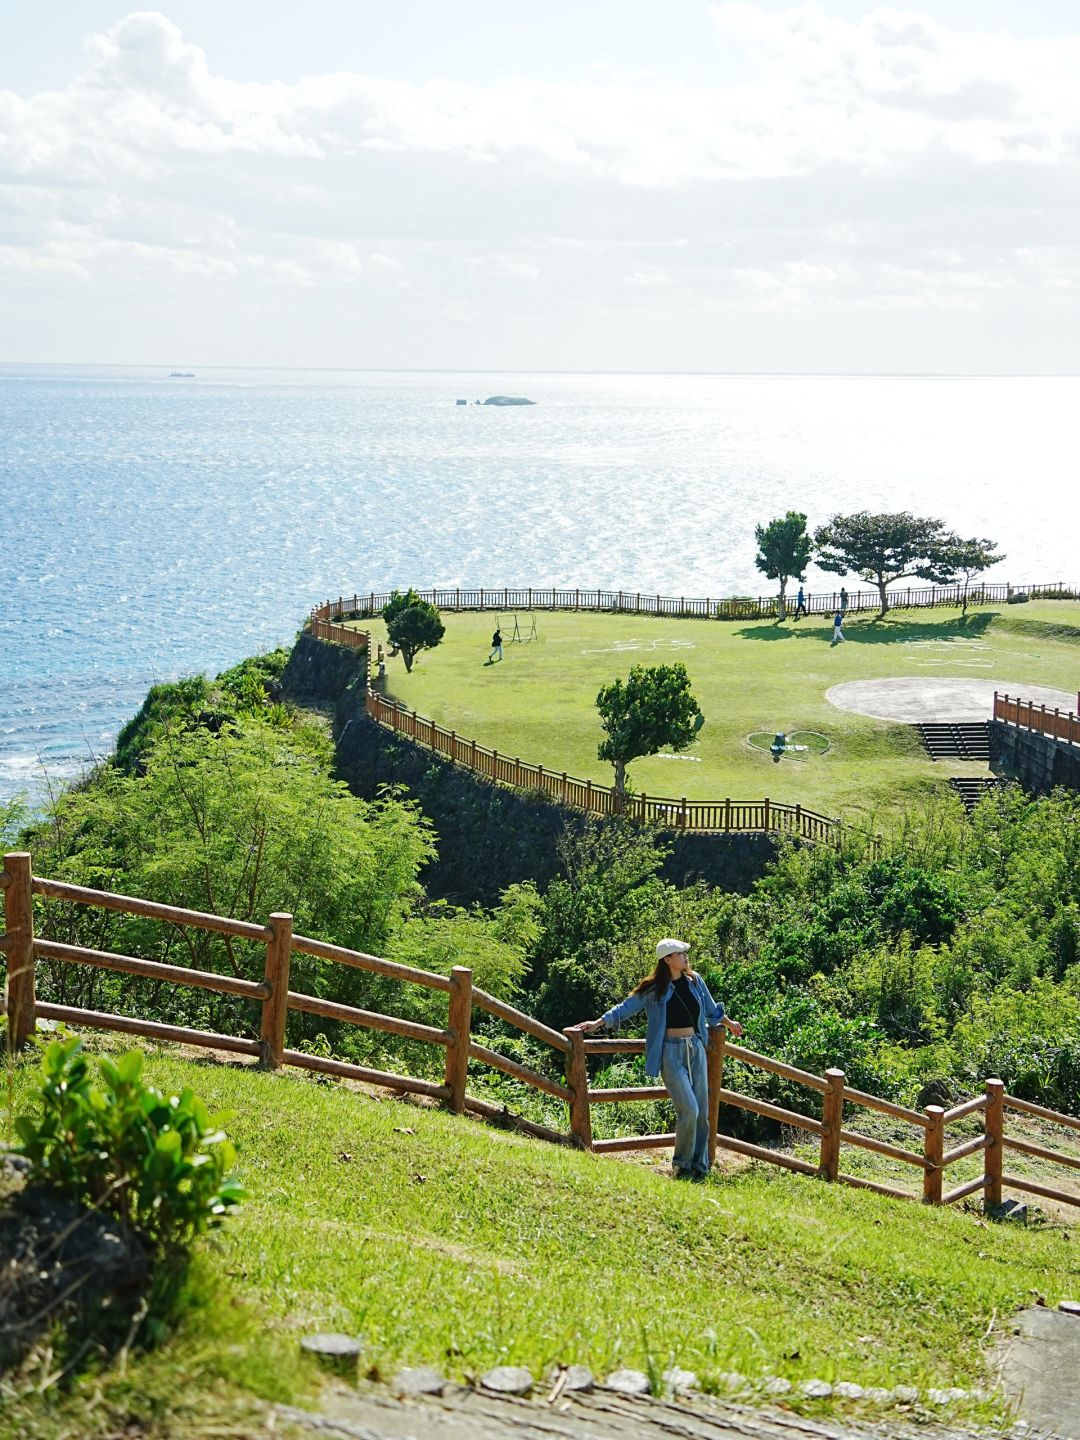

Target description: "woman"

left=572, top=939, right=743, bottom=1181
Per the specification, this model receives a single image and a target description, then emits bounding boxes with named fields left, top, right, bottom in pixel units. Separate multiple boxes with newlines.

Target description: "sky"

left=3, top=2, right=1080, bottom=373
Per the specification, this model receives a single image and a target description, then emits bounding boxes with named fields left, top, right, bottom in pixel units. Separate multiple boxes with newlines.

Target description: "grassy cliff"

left=5, top=1042, right=1077, bottom=1437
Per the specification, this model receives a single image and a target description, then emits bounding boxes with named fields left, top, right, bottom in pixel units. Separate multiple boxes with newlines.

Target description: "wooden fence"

left=4, top=850, right=1079, bottom=1213
left=311, top=579, right=1076, bottom=626
left=996, top=692, right=1080, bottom=747
left=366, top=690, right=841, bottom=843
left=310, top=615, right=370, bottom=650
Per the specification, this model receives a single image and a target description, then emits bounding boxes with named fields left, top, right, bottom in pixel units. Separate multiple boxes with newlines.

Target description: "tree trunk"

left=877, top=578, right=889, bottom=617
left=777, top=581, right=787, bottom=620
left=614, top=758, right=626, bottom=794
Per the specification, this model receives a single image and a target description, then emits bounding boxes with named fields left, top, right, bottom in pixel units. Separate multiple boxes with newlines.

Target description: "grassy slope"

left=357, top=602, right=1080, bottom=824
left=7, top=1045, right=1079, bottom=1436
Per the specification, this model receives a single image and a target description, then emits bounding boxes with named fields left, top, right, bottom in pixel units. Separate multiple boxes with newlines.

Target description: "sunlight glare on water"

left=1, top=365, right=1077, bottom=805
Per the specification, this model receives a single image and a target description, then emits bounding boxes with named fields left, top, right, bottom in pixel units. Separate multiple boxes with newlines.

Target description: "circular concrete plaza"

left=826, top=678, right=1077, bottom=724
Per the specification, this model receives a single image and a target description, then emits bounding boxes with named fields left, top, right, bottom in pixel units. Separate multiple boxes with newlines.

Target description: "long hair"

left=631, top=956, right=698, bottom=996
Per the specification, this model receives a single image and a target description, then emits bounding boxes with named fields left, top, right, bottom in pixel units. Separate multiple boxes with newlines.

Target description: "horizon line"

left=2, top=361, right=1080, bottom=380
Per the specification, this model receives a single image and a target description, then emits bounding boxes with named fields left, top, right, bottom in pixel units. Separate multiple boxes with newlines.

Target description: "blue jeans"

left=661, top=1034, right=710, bottom=1177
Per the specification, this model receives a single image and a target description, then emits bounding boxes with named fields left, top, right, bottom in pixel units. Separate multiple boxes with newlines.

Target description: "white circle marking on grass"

left=826, top=678, right=1077, bottom=724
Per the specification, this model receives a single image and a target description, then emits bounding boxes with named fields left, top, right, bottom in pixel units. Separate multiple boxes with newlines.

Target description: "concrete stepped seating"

left=915, top=721, right=991, bottom=761
left=949, top=776, right=1009, bottom=813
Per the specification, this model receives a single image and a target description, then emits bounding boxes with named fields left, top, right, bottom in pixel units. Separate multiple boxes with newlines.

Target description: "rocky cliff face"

left=279, top=630, right=369, bottom=710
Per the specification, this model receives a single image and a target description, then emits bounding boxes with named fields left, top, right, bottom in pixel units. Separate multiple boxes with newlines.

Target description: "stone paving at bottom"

left=273, top=1385, right=1013, bottom=1440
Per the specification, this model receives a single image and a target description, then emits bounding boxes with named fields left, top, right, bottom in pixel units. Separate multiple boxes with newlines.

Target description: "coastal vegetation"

left=11, top=622, right=1080, bottom=1123
left=4, top=604, right=1080, bottom=1435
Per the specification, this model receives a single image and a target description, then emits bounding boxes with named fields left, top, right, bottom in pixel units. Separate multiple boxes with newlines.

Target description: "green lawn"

left=356, top=602, right=1080, bottom=824
left=6, top=1044, right=1080, bottom=1436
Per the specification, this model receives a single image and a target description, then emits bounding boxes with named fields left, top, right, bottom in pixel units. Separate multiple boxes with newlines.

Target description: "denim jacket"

left=601, top=974, right=725, bottom=1079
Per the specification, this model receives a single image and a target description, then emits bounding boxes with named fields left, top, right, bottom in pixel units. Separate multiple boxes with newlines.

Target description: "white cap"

left=656, top=938, right=690, bottom=959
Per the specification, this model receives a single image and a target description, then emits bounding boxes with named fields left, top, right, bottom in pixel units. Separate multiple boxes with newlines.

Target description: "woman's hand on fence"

left=571, top=1019, right=604, bottom=1033
left=725, top=1019, right=744, bottom=1039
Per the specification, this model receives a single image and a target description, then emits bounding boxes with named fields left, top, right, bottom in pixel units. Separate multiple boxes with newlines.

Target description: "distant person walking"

left=840, top=586, right=849, bottom=611
left=571, top=939, right=743, bottom=1182
left=488, top=627, right=503, bottom=664
left=832, top=610, right=845, bottom=646
left=793, top=586, right=807, bottom=620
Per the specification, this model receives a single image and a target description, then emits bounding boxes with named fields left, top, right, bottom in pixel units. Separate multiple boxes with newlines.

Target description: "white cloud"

left=4, top=7, right=1080, bottom=368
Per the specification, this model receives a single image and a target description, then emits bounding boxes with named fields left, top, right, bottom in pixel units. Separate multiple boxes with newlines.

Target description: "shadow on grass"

left=735, top=612, right=997, bottom=645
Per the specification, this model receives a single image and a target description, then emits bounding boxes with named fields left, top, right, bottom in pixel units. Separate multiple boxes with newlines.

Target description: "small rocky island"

left=479, top=395, right=535, bottom=406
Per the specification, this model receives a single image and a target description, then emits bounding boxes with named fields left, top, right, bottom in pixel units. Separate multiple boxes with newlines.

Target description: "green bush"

left=15, top=1038, right=246, bottom=1250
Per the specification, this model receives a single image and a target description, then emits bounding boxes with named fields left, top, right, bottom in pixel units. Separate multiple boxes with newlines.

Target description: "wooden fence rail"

left=363, top=689, right=853, bottom=846
left=995, top=692, right=1080, bottom=747
left=311, top=580, right=1077, bottom=626
left=310, top=616, right=370, bottom=650
left=4, top=850, right=1080, bottom=1213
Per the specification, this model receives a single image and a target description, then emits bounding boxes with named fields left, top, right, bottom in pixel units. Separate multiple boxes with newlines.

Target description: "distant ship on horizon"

left=168, top=370, right=195, bottom=378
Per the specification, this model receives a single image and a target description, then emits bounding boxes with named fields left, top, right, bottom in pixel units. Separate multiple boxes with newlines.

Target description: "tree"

left=931, top=537, right=1004, bottom=614
left=382, top=589, right=445, bottom=672
left=596, top=662, right=703, bottom=797
left=814, top=511, right=962, bottom=617
left=28, top=723, right=436, bottom=1033
left=754, top=511, right=812, bottom=619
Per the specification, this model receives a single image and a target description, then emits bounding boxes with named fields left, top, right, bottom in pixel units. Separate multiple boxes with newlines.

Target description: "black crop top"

left=666, top=975, right=700, bottom=1030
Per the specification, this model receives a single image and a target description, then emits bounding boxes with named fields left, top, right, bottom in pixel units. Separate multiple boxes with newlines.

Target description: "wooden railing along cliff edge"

left=5, top=851, right=1080, bottom=1214
left=311, top=580, right=1077, bottom=625
left=364, top=689, right=842, bottom=841
left=304, top=604, right=862, bottom=847
left=995, top=692, right=1080, bottom=748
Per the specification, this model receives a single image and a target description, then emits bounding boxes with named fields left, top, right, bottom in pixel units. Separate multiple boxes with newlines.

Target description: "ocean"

left=2, top=365, right=1077, bottom=809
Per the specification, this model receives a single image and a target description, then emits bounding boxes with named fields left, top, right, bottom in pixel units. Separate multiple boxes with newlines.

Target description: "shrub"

left=14, top=1038, right=246, bottom=1250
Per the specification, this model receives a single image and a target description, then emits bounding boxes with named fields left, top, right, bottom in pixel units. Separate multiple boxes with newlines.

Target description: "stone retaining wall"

left=282, top=634, right=774, bottom=904
left=989, top=720, right=1080, bottom=796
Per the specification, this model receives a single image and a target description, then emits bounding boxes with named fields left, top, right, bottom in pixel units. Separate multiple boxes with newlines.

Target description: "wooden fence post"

left=260, top=912, right=293, bottom=1070
left=707, top=1026, right=726, bottom=1168
left=984, top=1078, right=1004, bottom=1210
left=444, top=966, right=472, bottom=1113
left=923, top=1105, right=944, bottom=1204
left=563, top=1028, right=593, bottom=1149
left=819, top=1068, right=845, bottom=1181
left=2, top=852, right=36, bottom=1051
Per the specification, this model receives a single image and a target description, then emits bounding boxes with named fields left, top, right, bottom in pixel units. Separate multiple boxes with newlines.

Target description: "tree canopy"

left=754, top=511, right=812, bottom=619
left=382, top=589, right=446, bottom=672
left=813, top=511, right=989, bottom=616
left=596, top=662, right=703, bottom=796
left=932, top=536, right=1004, bottom=613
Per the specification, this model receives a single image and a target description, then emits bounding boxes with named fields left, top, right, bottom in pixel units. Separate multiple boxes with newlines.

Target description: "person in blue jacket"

left=572, top=938, right=743, bottom=1181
